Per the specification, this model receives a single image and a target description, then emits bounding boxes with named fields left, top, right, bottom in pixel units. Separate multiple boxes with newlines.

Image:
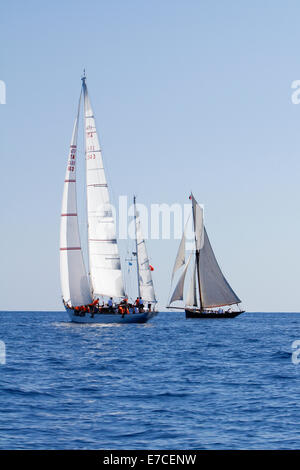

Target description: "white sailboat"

left=60, top=73, right=157, bottom=323
left=167, top=194, right=245, bottom=318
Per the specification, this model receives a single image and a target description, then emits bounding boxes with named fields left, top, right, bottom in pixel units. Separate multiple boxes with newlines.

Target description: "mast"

left=133, top=195, right=141, bottom=298
left=191, top=193, right=203, bottom=311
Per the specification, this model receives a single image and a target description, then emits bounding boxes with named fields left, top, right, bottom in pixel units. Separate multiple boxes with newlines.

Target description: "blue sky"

left=0, top=0, right=300, bottom=311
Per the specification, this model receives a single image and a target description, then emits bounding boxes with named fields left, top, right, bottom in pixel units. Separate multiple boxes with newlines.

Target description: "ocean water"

left=0, top=311, right=300, bottom=450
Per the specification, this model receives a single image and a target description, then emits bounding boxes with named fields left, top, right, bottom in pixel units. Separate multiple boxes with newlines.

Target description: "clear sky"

left=0, top=0, right=300, bottom=311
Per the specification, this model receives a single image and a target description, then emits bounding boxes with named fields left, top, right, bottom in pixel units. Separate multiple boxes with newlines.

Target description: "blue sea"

left=0, top=311, right=300, bottom=450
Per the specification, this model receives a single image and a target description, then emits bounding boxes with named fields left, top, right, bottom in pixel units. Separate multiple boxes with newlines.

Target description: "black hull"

left=185, top=309, right=245, bottom=319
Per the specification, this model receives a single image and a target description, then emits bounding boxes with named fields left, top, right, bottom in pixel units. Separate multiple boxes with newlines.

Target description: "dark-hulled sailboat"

left=167, top=194, right=245, bottom=318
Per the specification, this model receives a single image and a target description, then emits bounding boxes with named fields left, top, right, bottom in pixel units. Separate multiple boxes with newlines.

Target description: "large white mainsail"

left=60, top=93, right=92, bottom=306
left=134, top=197, right=156, bottom=302
left=82, top=77, right=125, bottom=300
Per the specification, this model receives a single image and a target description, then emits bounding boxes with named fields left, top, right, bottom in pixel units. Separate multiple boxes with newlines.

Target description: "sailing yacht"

left=167, top=194, right=245, bottom=318
left=60, top=74, right=157, bottom=323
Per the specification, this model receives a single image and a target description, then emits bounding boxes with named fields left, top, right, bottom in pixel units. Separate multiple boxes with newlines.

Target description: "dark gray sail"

left=199, top=227, right=241, bottom=308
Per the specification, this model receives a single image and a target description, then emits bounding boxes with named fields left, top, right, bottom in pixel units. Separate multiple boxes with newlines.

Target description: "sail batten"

left=83, top=80, right=125, bottom=299
left=60, top=92, right=92, bottom=307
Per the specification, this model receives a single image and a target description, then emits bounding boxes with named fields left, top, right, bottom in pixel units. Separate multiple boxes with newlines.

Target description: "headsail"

left=60, top=92, right=92, bottom=306
left=171, top=230, right=186, bottom=281
left=82, top=76, right=125, bottom=299
left=169, top=254, right=192, bottom=305
left=134, top=197, right=156, bottom=302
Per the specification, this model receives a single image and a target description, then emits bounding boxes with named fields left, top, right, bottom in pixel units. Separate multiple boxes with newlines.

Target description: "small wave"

left=156, top=391, right=189, bottom=398
left=113, top=430, right=149, bottom=439
left=45, top=357, right=67, bottom=365
left=272, top=350, right=292, bottom=359
left=2, top=387, right=54, bottom=398
left=268, top=374, right=294, bottom=380
left=206, top=342, right=227, bottom=348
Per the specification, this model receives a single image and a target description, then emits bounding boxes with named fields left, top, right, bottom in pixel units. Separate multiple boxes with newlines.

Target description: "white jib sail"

left=83, top=79, right=125, bottom=299
left=60, top=93, right=92, bottom=307
left=135, top=205, right=156, bottom=302
left=169, top=254, right=192, bottom=305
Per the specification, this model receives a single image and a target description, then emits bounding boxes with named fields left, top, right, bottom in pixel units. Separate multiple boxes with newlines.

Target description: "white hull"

left=67, top=308, right=158, bottom=324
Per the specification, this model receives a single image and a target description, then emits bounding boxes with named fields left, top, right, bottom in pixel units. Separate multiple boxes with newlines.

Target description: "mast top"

left=81, top=69, right=86, bottom=84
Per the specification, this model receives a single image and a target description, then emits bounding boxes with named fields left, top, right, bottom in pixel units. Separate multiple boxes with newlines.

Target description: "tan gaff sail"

left=60, top=93, right=92, bottom=306
left=83, top=79, right=125, bottom=299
